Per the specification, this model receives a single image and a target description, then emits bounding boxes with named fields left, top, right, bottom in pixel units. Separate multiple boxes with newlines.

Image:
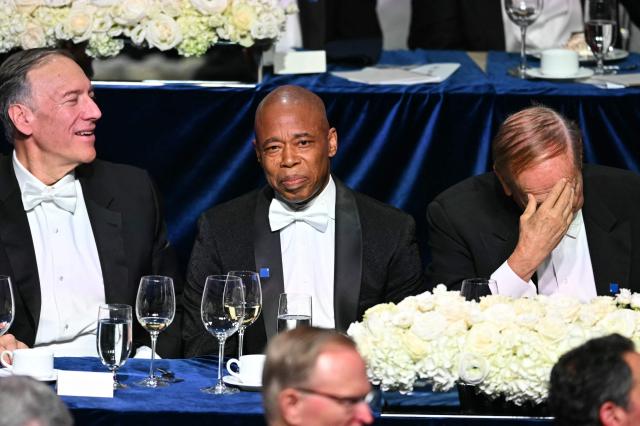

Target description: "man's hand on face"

left=508, top=178, right=575, bottom=282
left=0, top=334, right=28, bottom=363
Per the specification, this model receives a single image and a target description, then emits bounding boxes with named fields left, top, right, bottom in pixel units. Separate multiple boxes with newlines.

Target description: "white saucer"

left=529, top=48, right=629, bottom=63
left=526, top=67, right=594, bottom=80
left=222, top=375, right=261, bottom=391
left=0, top=368, right=58, bottom=382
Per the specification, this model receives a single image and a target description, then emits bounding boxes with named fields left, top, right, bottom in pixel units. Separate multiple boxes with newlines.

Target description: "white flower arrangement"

left=0, top=0, right=297, bottom=57
left=347, top=284, right=640, bottom=406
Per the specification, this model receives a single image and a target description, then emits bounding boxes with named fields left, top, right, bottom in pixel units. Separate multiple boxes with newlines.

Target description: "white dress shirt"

left=491, top=210, right=598, bottom=302
left=270, top=177, right=336, bottom=328
left=13, top=153, right=105, bottom=356
left=501, top=0, right=583, bottom=52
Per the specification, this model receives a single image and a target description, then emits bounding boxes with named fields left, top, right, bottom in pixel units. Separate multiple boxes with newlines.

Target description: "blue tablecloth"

left=2, top=49, right=639, bottom=269
left=54, top=357, right=552, bottom=425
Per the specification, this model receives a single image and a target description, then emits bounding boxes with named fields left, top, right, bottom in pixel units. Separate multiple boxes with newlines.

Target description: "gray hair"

left=0, top=48, right=75, bottom=144
left=261, top=326, right=357, bottom=422
left=0, top=376, right=73, bottom=426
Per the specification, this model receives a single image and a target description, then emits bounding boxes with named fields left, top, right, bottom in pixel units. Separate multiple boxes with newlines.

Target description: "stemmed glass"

left=460, top=278, right=496, bottom=302
left=201, top=274, right=245, bottom=394
left=135, top=275, right=175, bottom=388
left=228, top=271, right=262, bottom=359
left=277, top=293, right=312, bottom=333
left=0, top=276, right=14, bottom=337
left=97, top=304, right=132, bottom=389
left=584, top=0, right=618, bottom=75
left=504, top=0, right=544, bottom=78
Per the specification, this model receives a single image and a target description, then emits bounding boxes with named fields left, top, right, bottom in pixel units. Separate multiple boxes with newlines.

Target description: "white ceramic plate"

left=528, top=48, right=629, bottom=63
left=222, top=375, right=261, bottom=391
left=526, top=67, right=595, bottom=80
left=0, top=368, right=58, bottom=382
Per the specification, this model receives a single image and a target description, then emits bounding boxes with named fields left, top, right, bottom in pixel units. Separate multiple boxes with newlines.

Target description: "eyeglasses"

left=295, top=387, right=378, bottom=409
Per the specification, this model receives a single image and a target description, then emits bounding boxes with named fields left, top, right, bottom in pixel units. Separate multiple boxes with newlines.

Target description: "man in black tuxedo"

left=426, top=106, right=640, bottom=299
left=183, top=85, right=424, bottom=357
left=0, top=48, right=182, bottom=357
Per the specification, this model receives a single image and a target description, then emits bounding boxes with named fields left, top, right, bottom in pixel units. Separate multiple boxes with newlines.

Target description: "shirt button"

left=54, top=228, right=59, bottom=234
left=58, top=276, right=64, bottom=282
left=64, top=325, right=69, bottom=330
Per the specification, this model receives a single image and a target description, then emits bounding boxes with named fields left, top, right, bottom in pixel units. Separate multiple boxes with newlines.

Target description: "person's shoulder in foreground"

left=549, top=333, right=640, bottom=426
left=262, top=326, right=374, bottom=426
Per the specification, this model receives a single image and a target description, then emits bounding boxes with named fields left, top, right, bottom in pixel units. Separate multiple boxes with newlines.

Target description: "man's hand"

left=0, top=334, right=28, bottom=364
left=508, top=178, right=575, bottom=281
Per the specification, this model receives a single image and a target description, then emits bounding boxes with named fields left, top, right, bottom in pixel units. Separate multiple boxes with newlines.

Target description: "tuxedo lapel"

left=253, top=186, right=283, bottom=340
left=0, top=157, right=40, bottom=337
left=583, top=191, right=631, bottom=294
left=76, top=164, right=128, bottom=304
left=333, top=180, right=362, bottom=331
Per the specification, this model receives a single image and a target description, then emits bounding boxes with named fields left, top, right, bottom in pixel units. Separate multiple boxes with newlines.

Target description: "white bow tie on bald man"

left=21, top=180, right=77, bottom=213
left=268, top=197, right=329, bottom=233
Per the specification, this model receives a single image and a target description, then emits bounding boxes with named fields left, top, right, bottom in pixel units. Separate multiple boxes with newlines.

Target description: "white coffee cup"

left=226, top=354, right=265, bottom=385
left=0, top=348, right=54, bottom=378
left=540, top=49, right=579, bottom=77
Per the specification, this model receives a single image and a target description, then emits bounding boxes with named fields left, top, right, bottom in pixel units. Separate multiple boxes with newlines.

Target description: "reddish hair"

left=492, top=106, right=583, bottom=183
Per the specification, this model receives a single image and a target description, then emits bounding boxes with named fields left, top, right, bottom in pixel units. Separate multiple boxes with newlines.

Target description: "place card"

left=274, top=50, right=327, bottom=75
left=57, top=371, right=114, bottom=398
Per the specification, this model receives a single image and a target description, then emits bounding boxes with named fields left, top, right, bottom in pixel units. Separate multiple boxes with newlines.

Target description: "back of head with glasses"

left=262, top=326, right=375, bottom=426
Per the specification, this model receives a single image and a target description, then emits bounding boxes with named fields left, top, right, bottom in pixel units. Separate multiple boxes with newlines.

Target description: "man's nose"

left=84, top=97, right=102, bottom=121
left=353, top=403, right=374, bottom=425
left=280, top=144, right=298, bottom=167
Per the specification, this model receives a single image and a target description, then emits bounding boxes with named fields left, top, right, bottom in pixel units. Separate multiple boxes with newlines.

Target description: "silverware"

left=157, top=367, right=184, bottom=383
left=602, top=64, right=638, bottom=73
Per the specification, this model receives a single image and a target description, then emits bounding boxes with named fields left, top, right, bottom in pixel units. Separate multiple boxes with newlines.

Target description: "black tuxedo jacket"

left=0, top=156, right=183, bottom=357
left=183, top=179, right=425, bottom=357
left=426, top=164, right=640, bottom=294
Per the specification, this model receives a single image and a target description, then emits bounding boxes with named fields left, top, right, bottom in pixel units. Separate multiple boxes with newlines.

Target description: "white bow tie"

left=22, top=180, right=77, bottom=213
left=268, top=198, right=329, bottom=233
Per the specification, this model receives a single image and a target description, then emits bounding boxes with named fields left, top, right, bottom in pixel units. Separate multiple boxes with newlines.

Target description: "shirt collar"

left=12, top=151, right=76, bottom=195
left=273, top=175, right=336, bottom=220
left=566, top=209, right=584, bottom=239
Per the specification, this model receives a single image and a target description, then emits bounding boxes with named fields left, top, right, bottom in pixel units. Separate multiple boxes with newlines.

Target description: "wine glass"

left=460, top=278, right=496, bottom=302
left=135, top=275, right=175, bottom=388
left=201, top=274, right=245, bottom=394
left=584, top=0, right=618, bottom=75
left=97, top=304, right=132, bottom=389
left=228, top=271, right=262, bottom=359
left=0, top=276, right=14, bottom=337
left=504, top=0, right=544, bottom=78
left=277, top=293, right=312, bottom=333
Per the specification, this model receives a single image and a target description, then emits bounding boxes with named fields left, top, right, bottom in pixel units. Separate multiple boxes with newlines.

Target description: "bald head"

left=253, top=85, right=338, bottom=204
left=255, top=85, right=330, bottom=135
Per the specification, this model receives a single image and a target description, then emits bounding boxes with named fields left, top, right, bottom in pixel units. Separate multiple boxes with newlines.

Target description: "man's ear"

left=494, top=166, right=512, bottom=197
left=327, top=127, right=338, bottom=158
left=253, top=139, right=261, bottom=164
left=278, top=389, right=304, bottom=426
left=7, top=104, right=33, bottom=137
left=599, top=401, right=626, bottom=426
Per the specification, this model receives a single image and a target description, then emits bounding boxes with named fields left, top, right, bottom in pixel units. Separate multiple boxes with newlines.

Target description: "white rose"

left=458, top=352, right=488, bottom=385
left=156, top=0, right=181, bottom=17
left=15, top=0, right=42, bottom=5
left=190, top=0, right=227, bottom=15
left=20, top=22, right=46, bottom=49
left=125, top=24, right=145, bottom=45
left=535, top=316, right=569, bottom=343
left=230, top=2, right=256, bottom=32
left=113, top=0, right=149, bottom=25
left=145, top=13, right=181, bottom=50
left=410, top=312, right=447, bottom=341
left=464, top=323, right=500, bottom=356
left=631, top=293, right=640, bottom=310
left=597, top=309, right=638, bottom=337
left=91, top=12, right=113, bottom=33
left=64, top=5, right=96, bottom=41
left=481, top=303, right=516, bottom=331
left=90, top=0, right=121, bottom=5
left=545, top=294, right=581, bottom=323
left=617, top=288, right=633, bottom=306
left=251, top=12, right=279, bottom=40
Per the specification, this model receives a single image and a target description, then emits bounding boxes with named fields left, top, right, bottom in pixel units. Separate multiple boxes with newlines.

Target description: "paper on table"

left=584, top=73, right=640, bottom=89
left=57, top=370, right=114, bottom=398
left=332, top=63, right=460, bottom=85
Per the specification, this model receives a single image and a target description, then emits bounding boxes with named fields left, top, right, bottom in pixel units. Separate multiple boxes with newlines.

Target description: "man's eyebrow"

left=60, top=89, right=82, bottom=98
left=292, top=132, right=313, bottom=138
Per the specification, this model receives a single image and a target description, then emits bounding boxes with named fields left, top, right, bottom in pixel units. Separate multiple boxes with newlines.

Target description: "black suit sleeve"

left=182, top=213, right=222, bottom=358
left=382, top=214, right=426, bottom=304
left=424, top=199, right=476, bottom=291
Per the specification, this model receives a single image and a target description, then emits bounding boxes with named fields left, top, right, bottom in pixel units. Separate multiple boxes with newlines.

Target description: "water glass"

left=97, top=304, right=132, bottom=389
left=277, top=293, right=312, bottom=333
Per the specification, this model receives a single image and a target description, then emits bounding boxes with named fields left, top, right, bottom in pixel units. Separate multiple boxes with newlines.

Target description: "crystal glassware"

left=460, top=278, right=496, bottom=302
left=0, top=276, right=14, bottom=337
left=97, top=304, right=133, bottom=389
left=228, top=271, right=262, bottom=359
left=277, top=293, right=312, bottom=333
left=135, top=275, right=175, bottom=388
left=584, top=0, right=618, bottom=75
left=504, top=0, right=544, bottom=78
left=201, top=274, right=245, bottom=394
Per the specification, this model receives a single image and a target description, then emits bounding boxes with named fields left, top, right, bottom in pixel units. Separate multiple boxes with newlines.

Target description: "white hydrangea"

left=349, top=286, right=640, bottom=405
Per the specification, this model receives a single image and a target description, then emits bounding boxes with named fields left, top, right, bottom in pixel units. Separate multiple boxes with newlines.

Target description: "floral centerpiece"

left=0, top=0, right=297, bottom=57
left=348, top=285, right=640, bottom=406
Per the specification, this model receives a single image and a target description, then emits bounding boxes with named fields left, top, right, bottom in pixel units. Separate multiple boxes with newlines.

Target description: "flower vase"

left=457, top=384, right=549, bottom=417
left=192, top=41, right=270, bottom=83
